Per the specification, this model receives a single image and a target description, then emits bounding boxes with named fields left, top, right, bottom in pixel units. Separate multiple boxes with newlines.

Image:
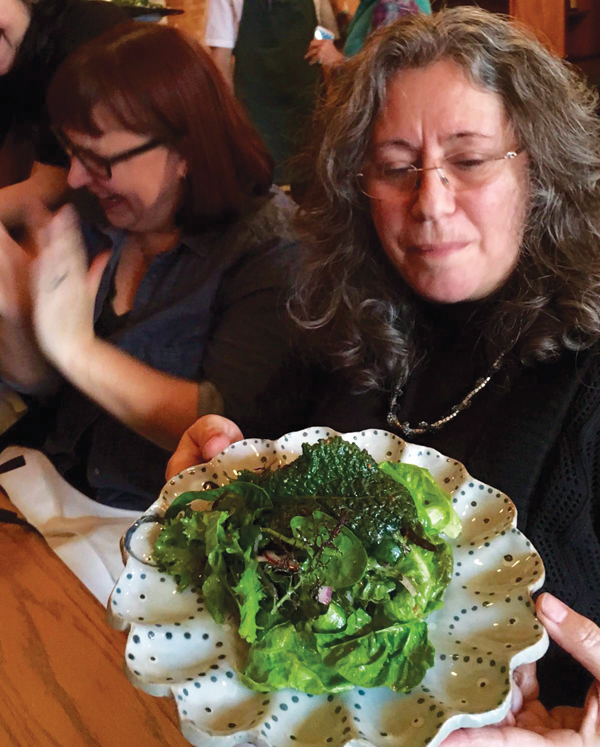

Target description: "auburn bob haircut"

left=47, top=22, right=273, bottom=228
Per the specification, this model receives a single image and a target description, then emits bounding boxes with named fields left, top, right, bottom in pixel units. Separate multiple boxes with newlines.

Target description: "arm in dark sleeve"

left=201, top=236, right=304, bottom=437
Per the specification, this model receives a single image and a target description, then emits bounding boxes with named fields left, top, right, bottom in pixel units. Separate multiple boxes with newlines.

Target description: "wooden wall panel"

left=165, top=0, right=207, bottom=43
left=510, top=0, right=566, bottom=56
left=433, top=0, right=566, bottom=58
left=567, top=1, right=600, bottom=59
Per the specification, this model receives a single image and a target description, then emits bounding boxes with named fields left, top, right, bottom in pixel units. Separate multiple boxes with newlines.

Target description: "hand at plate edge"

left=166, top=414, right=243, bottom=478
left=441, top=593, right=600, bottom=746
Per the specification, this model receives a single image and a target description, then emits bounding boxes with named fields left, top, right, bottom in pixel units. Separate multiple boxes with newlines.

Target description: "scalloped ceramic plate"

left=109, top=427, right=548, bottom=747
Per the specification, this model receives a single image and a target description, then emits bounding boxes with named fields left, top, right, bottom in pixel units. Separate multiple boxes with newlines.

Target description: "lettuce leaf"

left=233, top=546, right=265, bottom=643
left=318, top=619, right=433, bottom=692
left=152, top=510, right=208, bottom=590
left=202, top=511, right=236, bottom=623
left=379, top=461, right=462, bottom=538
left=240, top=622, right=352, bottom=694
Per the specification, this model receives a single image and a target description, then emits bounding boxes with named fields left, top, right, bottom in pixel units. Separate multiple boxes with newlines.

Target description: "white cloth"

left=205, top=0, right=339, bottom=48
left=0, top=446, right=140, bottom=606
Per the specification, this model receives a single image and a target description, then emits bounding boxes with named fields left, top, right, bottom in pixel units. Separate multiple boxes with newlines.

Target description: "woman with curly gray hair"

left=169, top=8, right=600, bottom=739
left=295, top=6, right=600, bottom=390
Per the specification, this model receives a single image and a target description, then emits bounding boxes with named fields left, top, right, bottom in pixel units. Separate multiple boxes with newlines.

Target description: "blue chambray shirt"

left=44, top=187, right=301, bottom=510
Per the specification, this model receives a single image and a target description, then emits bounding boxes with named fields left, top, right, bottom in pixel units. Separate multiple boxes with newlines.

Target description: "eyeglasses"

left=54, top=128, right=164, bottom=180
left=359, top=148, right=524, bottom=200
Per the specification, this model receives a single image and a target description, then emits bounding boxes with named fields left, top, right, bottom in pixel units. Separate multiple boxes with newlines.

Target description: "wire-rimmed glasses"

left=359, top=147, right=524, bottom=200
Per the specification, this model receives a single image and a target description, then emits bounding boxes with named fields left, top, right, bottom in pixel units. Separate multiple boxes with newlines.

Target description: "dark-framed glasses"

left=53, top=128, right=164, bottom=180
left=359, top=147, right=524, bottom=200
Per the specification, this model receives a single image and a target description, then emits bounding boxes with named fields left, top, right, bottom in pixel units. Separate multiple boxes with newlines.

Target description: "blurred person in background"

left=306, top=0, right=431, bottom=67
left=206, top=0, right=338, bottom=186
left=0, top=0, right=128, bottom=227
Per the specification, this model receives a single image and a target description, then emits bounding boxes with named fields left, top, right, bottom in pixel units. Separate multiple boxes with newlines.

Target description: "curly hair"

left=291, top=7, right=600, bottom=391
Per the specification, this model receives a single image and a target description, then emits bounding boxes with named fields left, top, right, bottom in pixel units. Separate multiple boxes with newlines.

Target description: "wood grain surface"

left=0, top=491, right=191, bottom=747
left=510, top=0, right=566, bottom=57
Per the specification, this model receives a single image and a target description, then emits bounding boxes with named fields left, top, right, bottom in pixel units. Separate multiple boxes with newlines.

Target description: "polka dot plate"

left=108, top=427, right=548, bottom=747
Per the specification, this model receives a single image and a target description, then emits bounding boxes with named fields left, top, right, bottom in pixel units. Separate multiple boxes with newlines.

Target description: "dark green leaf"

left=290, top=511, right=367, bottom=589
left=165, top=481, right=271, bottom=521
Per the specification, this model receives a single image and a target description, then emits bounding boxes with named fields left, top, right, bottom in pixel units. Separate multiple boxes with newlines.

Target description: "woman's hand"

left=0, top=220, right=58, bottom=391
left=29, top=205, right=221, bottom=449
left=166, top=415, right=243, bottom=478
left=0, top=221, right=33, bottom=324
left=442, top=593, right=600, bottom=746
left=31, top=205, right=108, bottom=371
left=305, top=39, right=345, bottom=67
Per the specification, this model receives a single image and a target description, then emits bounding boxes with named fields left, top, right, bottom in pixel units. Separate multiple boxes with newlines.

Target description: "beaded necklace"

left=386, top=350, right=507, bottom=438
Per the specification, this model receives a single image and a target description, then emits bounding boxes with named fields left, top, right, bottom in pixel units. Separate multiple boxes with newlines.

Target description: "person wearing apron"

left=206, top=0, right=338, bottom=186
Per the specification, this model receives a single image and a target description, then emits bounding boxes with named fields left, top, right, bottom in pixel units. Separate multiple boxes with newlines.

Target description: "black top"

left=0, top=0, right=127, bottom=166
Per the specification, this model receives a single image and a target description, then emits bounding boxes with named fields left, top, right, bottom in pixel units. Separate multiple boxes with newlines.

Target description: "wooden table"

left=0, top=490, right=191, bottom=747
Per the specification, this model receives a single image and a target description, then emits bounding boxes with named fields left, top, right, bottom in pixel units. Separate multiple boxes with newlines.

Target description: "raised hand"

left=31, top=205, right=109, bottom=371
left=305, top=39, right=345, bottom=67
left=0, top=219, right=58, bottom=391
left=0, top=221, right=33, bottom=324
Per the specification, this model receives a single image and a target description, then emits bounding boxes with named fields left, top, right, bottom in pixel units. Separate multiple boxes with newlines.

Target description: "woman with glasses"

left=167, top=8, right=600, bottom=742
left=0, top=22, right=300, bottom=514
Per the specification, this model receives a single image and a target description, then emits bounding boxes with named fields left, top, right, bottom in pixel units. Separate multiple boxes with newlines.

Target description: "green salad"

left=153, top=436, right=461, bottom=695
